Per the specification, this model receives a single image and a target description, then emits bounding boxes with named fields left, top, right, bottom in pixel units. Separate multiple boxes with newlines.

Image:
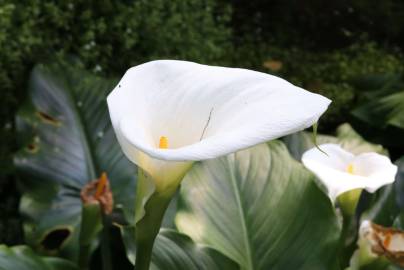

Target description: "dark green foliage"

left=230, top=0, right=404, bottom=131
left=0, top=0, right=232, bottom=128
left=276, top=43, right=403, bottom=130
left=0, top=0, right=232, bottom=143
left=350, top=72, right=404, bottom=155
left=0, top=0, right=231, bottom=245
left=231, top=0, right=404, bottom=50
left=233, top=42, right=403, bottom=130
left=2, top=0, right=404, bottom=246
left=0, top=178, right=23, bottom=245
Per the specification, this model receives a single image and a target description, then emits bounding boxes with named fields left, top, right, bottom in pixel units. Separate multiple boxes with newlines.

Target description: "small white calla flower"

left=302, top=144, right=397, bottom=201
left=108, top=60, right=331, bottom=191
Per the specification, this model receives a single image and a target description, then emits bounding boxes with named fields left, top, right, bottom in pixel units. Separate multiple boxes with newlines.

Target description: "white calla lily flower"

left=302, top=143, right=397, bottom=201
left=108, top=60, right=331, bottom=191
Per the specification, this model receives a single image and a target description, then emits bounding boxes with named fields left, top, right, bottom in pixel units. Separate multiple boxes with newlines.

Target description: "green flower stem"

left=134, top=170, right=178, bottom=270
left=79, top=203, right=103, bottom=270
left=135, top=191, right=174, bottom=270
left=337, top=189, right=363, bottom=268
left=338, top=211, right=356, bottom=268
left=337, top=189, right=362, bottom=217
left=79, top=245, right=91, bottom=270
left=78, top=244, right=91, bottom=270
left=101, top=214, right=112, bottom=270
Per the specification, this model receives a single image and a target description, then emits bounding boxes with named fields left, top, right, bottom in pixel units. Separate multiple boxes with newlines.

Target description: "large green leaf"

left=176, top=141, right=341, bottom=270
left=0, top=245, right=78, bottom=270
left=13, top=60, right=136, bottom=260
left=120, top=228, right=238, bottom=270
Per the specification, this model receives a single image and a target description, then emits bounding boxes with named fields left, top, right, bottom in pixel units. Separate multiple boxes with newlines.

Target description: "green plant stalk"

left=337, top=189, right=363, bottom=269
left=79, top=203, right=103, bottom=270
left=78, top=244, right=92, bottom=270
left=134, top=173, right=177, bottom=270
left=338, top=211, right=356, bottom=268
left=337, top=189, right=362, bottom=217
left=101, top=214, right=112, bottom=270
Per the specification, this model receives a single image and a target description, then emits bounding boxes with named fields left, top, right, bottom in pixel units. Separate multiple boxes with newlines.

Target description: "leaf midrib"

left=66, top=76, right=98, bottom=181
left=228, top=157, right=254, bottom=270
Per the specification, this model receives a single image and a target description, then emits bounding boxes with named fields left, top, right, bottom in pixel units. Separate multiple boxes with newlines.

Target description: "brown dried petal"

left=361, top=221, right=404, bottom=266
left=81, top=174, right=114, bottom=215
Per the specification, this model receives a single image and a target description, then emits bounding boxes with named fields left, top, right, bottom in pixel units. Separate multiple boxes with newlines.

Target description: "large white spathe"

left=108, top=60, right=331, bottom=191
left=302, top=144, right=397, bottom=201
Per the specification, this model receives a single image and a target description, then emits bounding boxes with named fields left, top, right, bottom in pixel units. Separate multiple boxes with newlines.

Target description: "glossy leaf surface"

left=177, top=141, right=341, bottom=270
left=121, top=227, right=238, bottom=270
left=14, top=61, right=136, bottom=260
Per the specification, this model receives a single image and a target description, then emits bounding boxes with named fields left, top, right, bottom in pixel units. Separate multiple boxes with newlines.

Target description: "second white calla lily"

left=302, top=144, right=397, bottom=201
left=108, top=60, right=331, bottom=191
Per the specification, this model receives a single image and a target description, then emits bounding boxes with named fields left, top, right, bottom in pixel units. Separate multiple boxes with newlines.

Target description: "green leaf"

left=13, top=60, right=136, bottom=260
left=350, top=75, right=404, bottom=147
left=394, top=157, right=404, bottom=210
left=120, top=227, right=238, bottom=270
left=351, top=73, right=403, bottom=97
left=0, top=245, right=78, bottom=270
left=353, top=91, right=404, bottom=130
left=283, top=130, right=337, bottom=160
left=176, top=141, right=341, bottom=270
left=335, top=123, right=387, bottom=155
left=283, top=123, right=387, bottom=161
left=362, top=156, right=404, bottom=227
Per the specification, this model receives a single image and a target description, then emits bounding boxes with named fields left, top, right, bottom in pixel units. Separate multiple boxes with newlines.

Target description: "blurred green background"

left=1, top=0, right=404, bottom=245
